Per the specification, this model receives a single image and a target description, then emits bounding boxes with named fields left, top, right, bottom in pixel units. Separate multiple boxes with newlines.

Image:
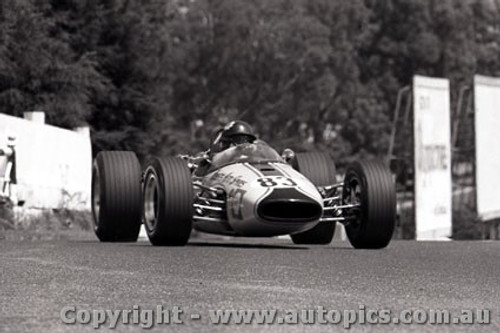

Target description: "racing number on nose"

left=257, top=177, right=297, bottom=188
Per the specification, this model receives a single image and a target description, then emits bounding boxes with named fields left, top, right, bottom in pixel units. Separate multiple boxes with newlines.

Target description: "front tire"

left=92, top=151, right=142, bottom=242
left=290, top=152, right=337, bottom=244
left=343, top=160, right=396, bottom=249
left=143, top=157, right=193, bottom=246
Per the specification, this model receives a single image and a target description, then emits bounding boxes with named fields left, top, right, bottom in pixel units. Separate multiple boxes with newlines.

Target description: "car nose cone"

left=257, top=188, right=323, bottom=222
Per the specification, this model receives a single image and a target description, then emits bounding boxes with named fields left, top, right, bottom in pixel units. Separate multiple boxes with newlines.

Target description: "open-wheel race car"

left=91, top=140, right=396, bottom=249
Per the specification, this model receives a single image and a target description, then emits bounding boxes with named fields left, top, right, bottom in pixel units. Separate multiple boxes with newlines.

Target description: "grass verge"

left=0, top=201, right=93, bottom=241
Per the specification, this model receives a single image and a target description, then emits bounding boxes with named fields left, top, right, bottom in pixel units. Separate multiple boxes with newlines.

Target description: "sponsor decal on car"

left=210, top=171, right=247, bottom=187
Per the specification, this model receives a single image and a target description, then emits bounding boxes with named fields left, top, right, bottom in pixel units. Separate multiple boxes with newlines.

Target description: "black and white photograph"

left=0, top=0, right=499, bottom=332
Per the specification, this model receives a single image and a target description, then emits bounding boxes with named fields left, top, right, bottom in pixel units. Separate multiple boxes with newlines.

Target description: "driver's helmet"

left=211, top=121, right=257, bottom=153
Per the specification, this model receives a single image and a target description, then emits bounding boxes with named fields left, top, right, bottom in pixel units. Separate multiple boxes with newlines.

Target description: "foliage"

left=452, top=206, right=484, bottom=240
left=1, top=0, right=500, bottom=167
left=0, top=0, right=107, bottom=128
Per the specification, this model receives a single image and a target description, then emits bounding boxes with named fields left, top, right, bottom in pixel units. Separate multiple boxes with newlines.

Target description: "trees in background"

left=0, top=0, right=106, bottom=128
left=1, top=0, right=500, bottom=165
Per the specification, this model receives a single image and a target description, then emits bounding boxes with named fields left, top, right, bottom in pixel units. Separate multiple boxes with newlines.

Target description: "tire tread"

left=290, top=152, right=337, bottom=245
left=344, top=160, right=396, bottom=249
left=93, top=151, right=142, bottom=242
left=145, top=157, right=193, bottom=246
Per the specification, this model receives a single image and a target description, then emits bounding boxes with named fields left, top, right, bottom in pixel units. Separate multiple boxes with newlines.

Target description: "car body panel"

left=193, top=148, right=324, bottom=237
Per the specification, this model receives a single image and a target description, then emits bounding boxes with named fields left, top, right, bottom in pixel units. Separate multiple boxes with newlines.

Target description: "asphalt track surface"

left=0, top=235, right=499, bottom=332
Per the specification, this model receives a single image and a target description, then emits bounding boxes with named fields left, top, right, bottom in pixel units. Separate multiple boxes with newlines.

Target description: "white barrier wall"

left=474, top=75, right=500, bottom=221
left=0, top=113, right=91, bottom=210
left=413, top=76, right=452, bottom=240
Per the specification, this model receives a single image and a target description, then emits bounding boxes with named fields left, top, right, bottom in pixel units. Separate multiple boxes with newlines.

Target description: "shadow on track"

left=187, top=241, right=308, bottom=250
left=74, top=239, right=353, bottom=250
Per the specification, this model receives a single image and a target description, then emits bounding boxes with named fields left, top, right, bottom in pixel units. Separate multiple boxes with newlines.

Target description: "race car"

left=91, top=141, right=396, bottom=249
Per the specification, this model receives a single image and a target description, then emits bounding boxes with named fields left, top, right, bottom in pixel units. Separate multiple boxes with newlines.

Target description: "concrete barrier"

left=0, top=113, right=91, bottom=210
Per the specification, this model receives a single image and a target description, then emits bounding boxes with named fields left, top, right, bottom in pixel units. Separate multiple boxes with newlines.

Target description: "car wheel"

left=143, top=157, right=193, bottom=246
left=92, top=151, right=142, bottom=242
left=343, top=160, right=396, bottom=249
left=290, top=152, right=337, bottom=244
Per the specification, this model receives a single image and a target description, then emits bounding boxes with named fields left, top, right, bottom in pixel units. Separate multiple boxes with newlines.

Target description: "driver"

left=210, top=120, right=257, bottom=154
left=188, top=121, right=257, bottom=175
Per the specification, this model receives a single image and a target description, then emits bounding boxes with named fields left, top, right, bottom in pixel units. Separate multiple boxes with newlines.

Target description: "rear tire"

left=143, top=157, right=193, bottom=246
left=291, top=152, right=336, bottom=187
left=92, top=151, right=142, bottom=242
left=343, top=160, right=396, bottom=249
left=290, top=152, right=336, bottom=244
